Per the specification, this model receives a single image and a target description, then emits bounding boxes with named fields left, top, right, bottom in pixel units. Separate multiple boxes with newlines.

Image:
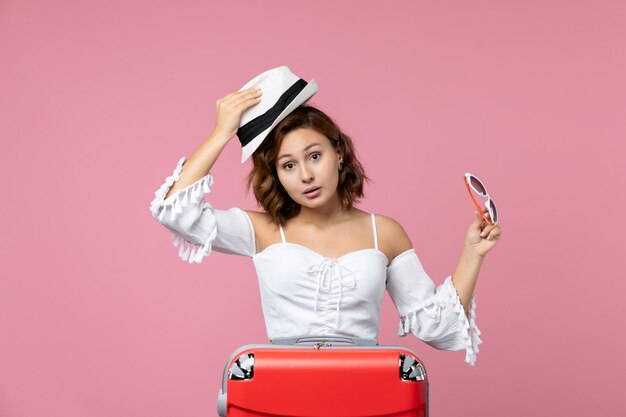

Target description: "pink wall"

left=2, top=1, right=625, bottom=416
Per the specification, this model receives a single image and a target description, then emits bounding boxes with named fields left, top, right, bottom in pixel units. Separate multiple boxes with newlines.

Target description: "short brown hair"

left=246, top=105, right=369, bottom=225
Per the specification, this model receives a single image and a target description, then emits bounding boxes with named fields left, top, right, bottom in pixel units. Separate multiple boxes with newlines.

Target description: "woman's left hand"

left=465, top=209, right=502, bottom=258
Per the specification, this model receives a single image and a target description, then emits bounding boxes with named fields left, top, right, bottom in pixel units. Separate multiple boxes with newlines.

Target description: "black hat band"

left=237, top=78, right=308, bottom=147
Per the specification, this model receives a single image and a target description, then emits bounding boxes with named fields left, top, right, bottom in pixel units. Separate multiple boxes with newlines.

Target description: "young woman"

left=150, top=85, right=501, bottom=367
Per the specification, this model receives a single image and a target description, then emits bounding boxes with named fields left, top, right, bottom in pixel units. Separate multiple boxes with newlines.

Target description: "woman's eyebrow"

left=277, top=143, right=321, bottom=162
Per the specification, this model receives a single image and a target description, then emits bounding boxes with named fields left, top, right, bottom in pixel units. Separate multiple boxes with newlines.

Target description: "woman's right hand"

left=213, top=87, right=263, bottom=140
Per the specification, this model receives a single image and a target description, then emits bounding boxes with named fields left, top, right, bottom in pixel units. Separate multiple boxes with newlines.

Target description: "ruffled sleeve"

left=385, top=248, right=483, bottom=366
left=149, top=156, right=256, bottom=264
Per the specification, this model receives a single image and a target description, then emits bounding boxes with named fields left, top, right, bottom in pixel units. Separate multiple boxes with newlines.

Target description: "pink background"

left=1, top=1, right=625, bottom=416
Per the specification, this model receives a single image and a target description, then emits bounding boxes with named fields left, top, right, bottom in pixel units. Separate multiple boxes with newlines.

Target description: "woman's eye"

left=282, top=154, right=318, bottom=170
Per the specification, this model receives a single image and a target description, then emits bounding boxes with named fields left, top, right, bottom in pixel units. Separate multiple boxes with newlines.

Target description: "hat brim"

left=241, top=79, right=318, bottom=164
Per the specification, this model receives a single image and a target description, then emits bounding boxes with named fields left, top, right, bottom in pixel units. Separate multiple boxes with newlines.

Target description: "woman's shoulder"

left=244, top=210, right=284, bottom=233
left=244, top=210, right=272, bottom=225
left=244, top=210, right=279, bottom=253
left=374, top=213, right=414, bottom=262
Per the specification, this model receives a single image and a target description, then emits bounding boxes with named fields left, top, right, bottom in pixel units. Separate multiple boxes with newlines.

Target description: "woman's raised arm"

left=164, top=87, right=263, bottom=198
left=149, top=88, right=263, bottom=264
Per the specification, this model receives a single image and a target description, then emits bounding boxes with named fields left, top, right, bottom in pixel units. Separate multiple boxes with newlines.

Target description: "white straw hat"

left=237, top=66, right=318, bottom=163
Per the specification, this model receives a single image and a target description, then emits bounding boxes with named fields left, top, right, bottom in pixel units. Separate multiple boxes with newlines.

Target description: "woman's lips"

left=303, top=187, right=321, bottom=198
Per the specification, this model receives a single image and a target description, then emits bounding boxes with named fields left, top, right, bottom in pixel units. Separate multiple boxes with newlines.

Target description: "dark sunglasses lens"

left=470, top=176, right=487, bottom=196
left=488, top=200, right=498, bottom=223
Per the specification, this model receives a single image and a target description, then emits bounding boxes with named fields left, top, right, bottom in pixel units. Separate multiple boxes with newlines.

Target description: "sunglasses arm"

left=464, top=177, right=495, bottom=226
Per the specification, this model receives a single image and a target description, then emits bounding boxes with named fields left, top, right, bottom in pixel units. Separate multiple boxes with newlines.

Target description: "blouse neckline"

left=253, top=241, right=390, bottom=266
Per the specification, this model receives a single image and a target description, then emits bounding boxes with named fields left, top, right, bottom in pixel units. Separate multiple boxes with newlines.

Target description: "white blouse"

left=150, top=157, right=483, bottom=366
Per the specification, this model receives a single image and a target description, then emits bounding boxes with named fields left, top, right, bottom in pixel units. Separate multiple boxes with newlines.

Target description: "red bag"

left=217, top=336, right=428, bottom=417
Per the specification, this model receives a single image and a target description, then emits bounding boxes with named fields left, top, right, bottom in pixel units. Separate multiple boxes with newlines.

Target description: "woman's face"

left=275, top=128, right=343, bottom=210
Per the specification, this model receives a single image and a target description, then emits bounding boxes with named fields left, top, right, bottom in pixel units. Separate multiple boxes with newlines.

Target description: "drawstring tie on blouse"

left=307, top=258, right=356, bottom=327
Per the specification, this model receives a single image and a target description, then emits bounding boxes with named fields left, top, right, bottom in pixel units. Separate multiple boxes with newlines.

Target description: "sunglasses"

left=464, top=173, right=498, bottom=226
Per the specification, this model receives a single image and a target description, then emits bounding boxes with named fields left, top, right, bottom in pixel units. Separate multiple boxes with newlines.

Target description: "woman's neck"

left=295, top=194, right=350, bottom=227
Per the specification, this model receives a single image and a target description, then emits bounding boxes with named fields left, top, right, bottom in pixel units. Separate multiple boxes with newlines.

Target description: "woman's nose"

left=300, top=166, right=314, bottom=182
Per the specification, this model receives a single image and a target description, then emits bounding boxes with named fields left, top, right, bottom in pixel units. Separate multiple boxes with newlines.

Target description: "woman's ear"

left=335, top=138, right=345, bottom=164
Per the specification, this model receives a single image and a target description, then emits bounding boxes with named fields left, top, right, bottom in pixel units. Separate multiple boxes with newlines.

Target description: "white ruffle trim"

left=397, top=276, right=483, bottom=366
left=149, top=156, right=216, bottom=264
